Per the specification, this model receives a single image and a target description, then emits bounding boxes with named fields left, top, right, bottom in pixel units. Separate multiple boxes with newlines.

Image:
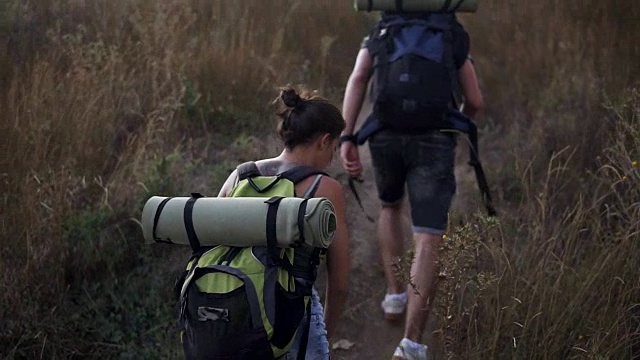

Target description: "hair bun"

left=281, top=88, right=302, bottom=108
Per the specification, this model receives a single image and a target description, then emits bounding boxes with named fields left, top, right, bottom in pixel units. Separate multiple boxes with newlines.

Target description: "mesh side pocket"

left=183, top=282, right=271, bottom=359
left=187, top=284, right=251, bottom=337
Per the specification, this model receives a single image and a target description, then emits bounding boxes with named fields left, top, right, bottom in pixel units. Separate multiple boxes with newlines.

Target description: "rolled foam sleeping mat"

left=141, top=196, right=337, bottom=249
left=354, top=0, right=479, bottom=13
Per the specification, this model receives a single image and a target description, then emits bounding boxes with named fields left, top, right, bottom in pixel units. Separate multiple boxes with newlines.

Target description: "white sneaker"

left=381, top=293, right=407, bottom=321
left=391, top=338, right=428, bottom=360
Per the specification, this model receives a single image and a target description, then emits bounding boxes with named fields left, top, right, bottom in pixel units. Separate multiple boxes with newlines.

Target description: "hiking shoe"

left=381, top=293, right=407, bottom=321
left=391, top=338, right=428, bottom=360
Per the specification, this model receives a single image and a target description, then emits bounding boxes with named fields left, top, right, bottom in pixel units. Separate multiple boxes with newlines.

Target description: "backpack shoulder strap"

left=236, top=161, right=261, bottom=181
left=302, top=174, right=323, bottom=199
left=279, top=166, right=327, bottom=185
left=279, top=166, right=327, bottom=198
left=444, top=109, right=498, bottom=217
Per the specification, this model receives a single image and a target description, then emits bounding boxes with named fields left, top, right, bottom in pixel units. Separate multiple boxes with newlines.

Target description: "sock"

left=401, top=338, right=427, bottom=352
left=385, top=292, right=407, bottom=303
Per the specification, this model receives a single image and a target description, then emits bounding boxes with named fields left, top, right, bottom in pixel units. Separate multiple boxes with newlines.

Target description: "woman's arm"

left=314, top=177, right=350, bottom=338
left=217, top=169, right=238, bottom=197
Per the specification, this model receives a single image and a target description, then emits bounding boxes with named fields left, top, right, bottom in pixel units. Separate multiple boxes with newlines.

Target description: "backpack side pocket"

left=271, top=279, right=308, bottom=349
left=181, top=266, right=271, bottom=360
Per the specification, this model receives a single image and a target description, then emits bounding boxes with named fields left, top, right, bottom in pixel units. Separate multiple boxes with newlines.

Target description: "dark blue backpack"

left=368, top=13, right=460, bottom=132
left=357, top=13, right=498, bottom=217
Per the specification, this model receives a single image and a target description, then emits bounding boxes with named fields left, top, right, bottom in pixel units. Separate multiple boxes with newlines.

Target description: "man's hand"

left=340, top=141, right=362, bottom=178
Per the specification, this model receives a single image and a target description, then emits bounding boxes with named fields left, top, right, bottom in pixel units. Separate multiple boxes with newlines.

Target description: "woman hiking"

left=217, top=86, right=351, bottom=359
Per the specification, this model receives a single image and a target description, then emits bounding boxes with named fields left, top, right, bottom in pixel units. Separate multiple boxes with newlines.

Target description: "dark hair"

left=275, top=86, right=345, bottom=150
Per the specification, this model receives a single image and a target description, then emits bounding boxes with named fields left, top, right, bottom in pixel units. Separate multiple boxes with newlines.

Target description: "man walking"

left=339, top=11, right=483, bottom=360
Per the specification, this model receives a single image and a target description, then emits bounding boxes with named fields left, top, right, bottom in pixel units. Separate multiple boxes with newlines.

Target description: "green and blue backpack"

left=176, top=161, right=327, bottom=360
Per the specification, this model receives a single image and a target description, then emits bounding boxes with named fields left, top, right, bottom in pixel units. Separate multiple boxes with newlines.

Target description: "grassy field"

left=1, top=0, right=638, bottom=358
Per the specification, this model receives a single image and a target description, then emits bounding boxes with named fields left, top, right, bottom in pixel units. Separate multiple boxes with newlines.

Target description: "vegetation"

left=1, top=0, right=638, bottom=358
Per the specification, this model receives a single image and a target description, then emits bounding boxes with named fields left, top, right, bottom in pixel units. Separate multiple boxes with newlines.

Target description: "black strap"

left=265, top=196, right=284, bottom=265
left=290, top=245, right=320, bottom=280
left=444, top=17, right=463, bottom=113
left=370, top=24, right=394, bottom=124
left=451, top=0, right=465, bottom=11
left=463, top=122, right=498, bottom=217
left=236, top=161, right=261, bottom=181
left=297, top=174, right=321, bottom=247
left=445, top=111, right=497, bottom=216
left=442, top=0, right=453, bottom=11
left=302, top=174, right=323, bottom=198
left=339, top=134, right=358, bottom=145
left=152, top=197, right=173, bottom=243
left=294, top=199, right=309, bottom=248
left=280, top=166, right=327, bottom=186
left=247, top=176, right=282, bottom=194
left=296, top=299, right=312, bottom=360
left=237, top=161, right=285, bottom=194
left=184, top=193, right=204, bottom=252
left=348, top=177, right=376, bottom=223
left=220, top=246, right=243, bottom=266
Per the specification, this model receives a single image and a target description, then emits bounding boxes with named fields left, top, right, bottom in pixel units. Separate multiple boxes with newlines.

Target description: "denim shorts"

left=284, top=288, right=330, bottom=360
left=369, top=129, right=457, bottom=235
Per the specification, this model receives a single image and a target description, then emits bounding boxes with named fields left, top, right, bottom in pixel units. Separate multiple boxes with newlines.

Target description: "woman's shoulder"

left=254, top=158, right=289, bottom=176
left=313, top=175, right=345, bottom=199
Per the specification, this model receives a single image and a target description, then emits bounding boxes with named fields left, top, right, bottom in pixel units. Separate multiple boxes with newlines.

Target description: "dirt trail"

left=327, top=145, right=409, bottom=360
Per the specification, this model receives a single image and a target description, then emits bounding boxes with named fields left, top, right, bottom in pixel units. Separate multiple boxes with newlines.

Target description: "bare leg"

left=377, top=203, right=405, bottom=294
left=405, top=232, right=442, bottom=342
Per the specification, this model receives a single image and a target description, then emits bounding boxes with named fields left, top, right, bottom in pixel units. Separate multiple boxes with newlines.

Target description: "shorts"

left=369, top=129, right=457, bottom=235
left=284, top=288, right=330, bottom=360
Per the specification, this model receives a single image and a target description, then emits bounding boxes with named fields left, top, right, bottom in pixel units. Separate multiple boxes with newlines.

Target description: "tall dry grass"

left=436, top=89, right=639, bottom=358
left=1, top=0, right=638, bottom=358
left=2, top=1, right=369, bottom=357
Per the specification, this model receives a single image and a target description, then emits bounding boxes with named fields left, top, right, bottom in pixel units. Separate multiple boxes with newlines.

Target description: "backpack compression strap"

left=445, top=111, right=497, bottom=217
left=281, top=167, right=327, bottom=248
left=184, top=192, right=205, bottom=251
left=152, top=196, right=174, bottom=243
left=281, top=168, right=324, bottom=360
left=348, top=177, right=376, bottom=223
left=368, top=21, right=394, bottom=124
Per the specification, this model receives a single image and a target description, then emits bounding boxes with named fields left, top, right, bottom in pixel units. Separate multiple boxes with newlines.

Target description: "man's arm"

left=458, top=58, right=484, bottom=119
left=340, top=48, right=373, bottom=178
left=342, top=48, right=373, bottom=135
